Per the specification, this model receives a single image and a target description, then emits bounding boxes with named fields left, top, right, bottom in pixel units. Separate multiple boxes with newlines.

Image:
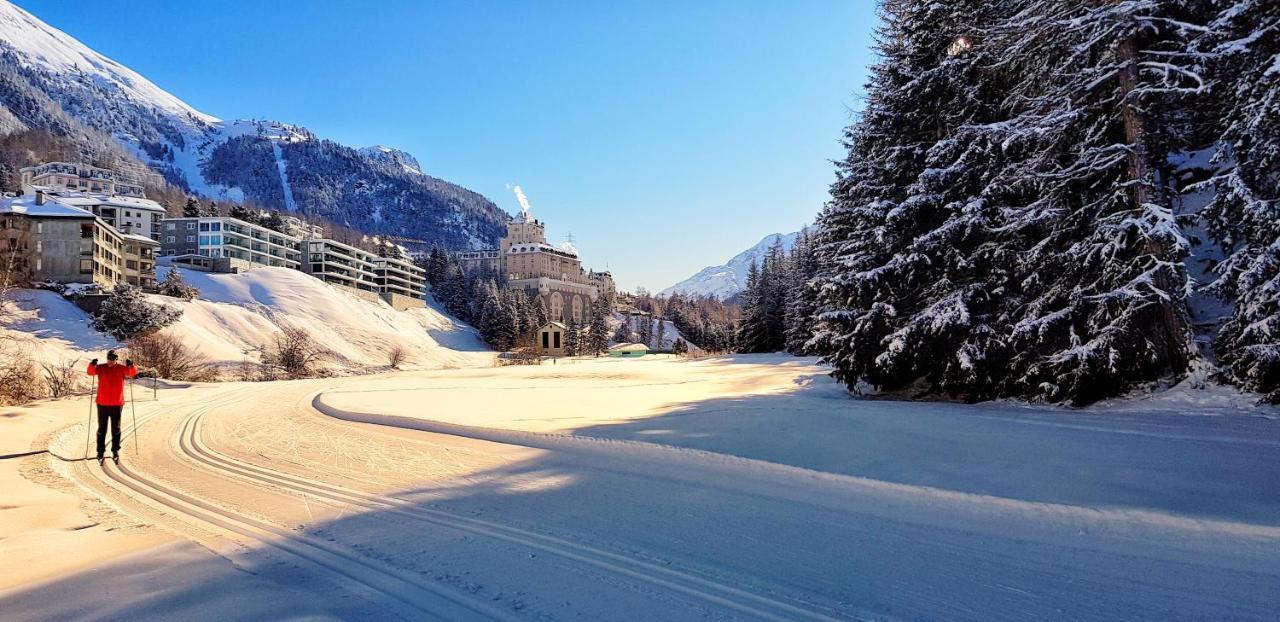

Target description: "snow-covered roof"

left=541, top=321, right=569, bottom=331
left=44, top=190, right=165, bottom=212
left=508, top=242, right=579, bottom=258
left=122, top=232, right=159, bottom=244
left=609, top=342, right=649, bottom=352
left=0, top=194, right=94, bottom=218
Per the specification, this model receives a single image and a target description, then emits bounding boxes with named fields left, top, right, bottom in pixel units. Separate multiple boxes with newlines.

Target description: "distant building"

left=0, top=190, right=157, bottom=289
left=160, top=216, right=302, bottom=271
left=608, top=343, right=649, bottom=358
left=20, top=162, right=145, bottom=198
left=301, top=237, right=380, bottom=292
left=458, top=205, right=616, bottom=325
left=535, top=321, right=569, bottom=357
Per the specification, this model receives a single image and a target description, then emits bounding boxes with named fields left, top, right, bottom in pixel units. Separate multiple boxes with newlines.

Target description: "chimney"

left=35, top=189, right=46, bottom=206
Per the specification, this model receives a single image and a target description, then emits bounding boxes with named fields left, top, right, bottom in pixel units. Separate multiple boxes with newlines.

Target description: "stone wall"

left=380, top=292, right=426, bottom=311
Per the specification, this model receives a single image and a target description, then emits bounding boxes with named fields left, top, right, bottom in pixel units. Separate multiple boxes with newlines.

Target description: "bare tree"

left=387, top=344, right=407, bottom=369
left=39, top=357, right=80, bottom=398
left=0, top=346, right=40, bottom=405
left=263, top=327, right=326, bottom=378
left=127, top=331, right=212, bottom=380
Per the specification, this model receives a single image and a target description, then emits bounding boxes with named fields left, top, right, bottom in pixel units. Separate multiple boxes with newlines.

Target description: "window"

left=553, top=331, right=561, bottom=350
left=166, top=236, right=175, bottom=243
left=199, top=222, right=210, bottom=232
left=210, top=222, right=221, bottom=231
left=542, top=332, right=550, bottom=349
left=166, top=223, right=176, bottom=230
left=186, top=222, right=196, bottom=230
left=186, top=235, right=196, bottom=243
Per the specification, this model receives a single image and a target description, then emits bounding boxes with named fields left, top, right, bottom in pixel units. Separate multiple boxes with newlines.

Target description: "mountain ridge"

left=0, top=0, right=507, bottom=249
left=660, top=227, right=809, bottom=300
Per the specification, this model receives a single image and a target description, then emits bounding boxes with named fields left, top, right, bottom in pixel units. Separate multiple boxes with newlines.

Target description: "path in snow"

left=2, top=359, right=1278, bottom=620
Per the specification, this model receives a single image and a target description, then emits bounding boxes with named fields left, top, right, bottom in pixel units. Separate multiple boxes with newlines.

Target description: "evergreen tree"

left=261, top=210, right=286, bottom=233
left=564, top=318, right=581, bottom=356
left=229, top=204, right=255, bottom=223
left=92, top=284, right=183, bottom=340
left=638, top=312, right=653, bottom=348
left=157, top=268, right=199, bottom=300
left=200, top=201, right=220, bottom=217
left=1195, top=0, right=1280, bottom=401
left=182, top=198, right=200, bottom=218
left=672, top=338, right=688, bottom=356
left=654, top=316, right=666, bottom=351
left=987, top=0, right=1205, bottom=402
left=784, top=229, right=819, bottom=355
left=425, top=247, right=449, bottom=290
left=812, top=0, right=1209, bottom=404
left=737, top=241, right=789, bottom=353
left=587, top=298, right=610, bottom=355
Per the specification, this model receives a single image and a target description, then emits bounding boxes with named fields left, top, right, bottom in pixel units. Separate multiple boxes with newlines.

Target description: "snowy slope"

left=153, top=266, right=492, bottom=370
left=0, top=1, right=215, bottom=124
left=0, top=266, right=492, bottom=374
left=360, top=145, right=423, bottom=176
left=661, top=227, right=809, bottom=299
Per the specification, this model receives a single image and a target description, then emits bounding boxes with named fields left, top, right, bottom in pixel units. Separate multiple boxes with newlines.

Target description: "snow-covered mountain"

left=360, top=146, right=423, bottom=176
left=661, top=228, right=808, bottom=300
left=0, top=0, right=506, bottom=249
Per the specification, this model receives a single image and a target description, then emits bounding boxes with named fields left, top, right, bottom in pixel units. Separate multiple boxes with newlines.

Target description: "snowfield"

left=1, top=355, right=1277, bottom=621
left=151, top=266, right=492, bottom=370
left=1, top=265, right=492, bottom=376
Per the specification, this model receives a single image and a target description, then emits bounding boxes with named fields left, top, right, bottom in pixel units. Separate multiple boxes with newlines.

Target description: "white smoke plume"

left=512, top=185, right=532, bottom=217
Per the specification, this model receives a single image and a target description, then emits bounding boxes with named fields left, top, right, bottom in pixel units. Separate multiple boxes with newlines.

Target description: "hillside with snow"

left=661, top=228, right=809, bottom=300
left=2, top=266, right=492, bottom=374
left=0, top=0, right=506, bottom=249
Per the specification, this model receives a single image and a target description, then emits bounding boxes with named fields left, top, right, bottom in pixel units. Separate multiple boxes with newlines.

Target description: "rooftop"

left=0, top=194, right=94, bottom=218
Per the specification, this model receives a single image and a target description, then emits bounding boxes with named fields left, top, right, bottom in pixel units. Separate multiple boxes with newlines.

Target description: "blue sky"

left=20, top=0, right=879, bottom=291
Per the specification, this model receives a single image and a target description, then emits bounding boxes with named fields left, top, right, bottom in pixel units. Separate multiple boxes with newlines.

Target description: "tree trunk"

left=1116, top=30, right=1189, bottom=375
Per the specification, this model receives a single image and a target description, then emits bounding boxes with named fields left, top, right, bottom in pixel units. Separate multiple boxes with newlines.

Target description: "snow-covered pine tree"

left=157, top=268, right=199, bottom=300
left=810, top=0, right=1015, bottom=397
left=988, top=0, right=1207, bottom=402
left=564, top=318, right=580, bottom=356
left=638, top=312, right=653, bottom=348
left=1196, top=0, right=1280, bottom=401
left=784, top=229, right=819, bottom=355
left=588, top=298, right=610, bottom=355
left=182, top=198, right=200, bottom=218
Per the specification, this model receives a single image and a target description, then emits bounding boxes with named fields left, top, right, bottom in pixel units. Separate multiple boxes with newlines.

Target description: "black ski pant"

left=96, top=405, right=122, bottom=458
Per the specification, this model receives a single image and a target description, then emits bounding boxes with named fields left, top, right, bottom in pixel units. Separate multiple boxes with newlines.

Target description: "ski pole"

left=129, top=377, right=139, bottom=455
left=83, top=375, right=96, bottom=461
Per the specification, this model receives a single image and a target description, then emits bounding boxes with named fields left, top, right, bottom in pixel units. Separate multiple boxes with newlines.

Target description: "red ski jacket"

left=87, top=362, right=137, bottom=406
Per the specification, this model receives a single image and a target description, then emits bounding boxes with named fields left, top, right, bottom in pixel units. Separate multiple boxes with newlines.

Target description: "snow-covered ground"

left=1, top=356, right=1276, bottom=620
left=151, top=266, right=491, bottom=370
left=0, top=266, right=492, bottom=377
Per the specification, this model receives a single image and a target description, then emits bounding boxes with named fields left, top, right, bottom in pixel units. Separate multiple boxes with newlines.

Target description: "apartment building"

left=0, top=191, right=157, bottom=289
left=301, top=238, right=379, bottom=291
left=374, top=255, right=427, bottom=305
left=161, top=216, right=302, bottom=271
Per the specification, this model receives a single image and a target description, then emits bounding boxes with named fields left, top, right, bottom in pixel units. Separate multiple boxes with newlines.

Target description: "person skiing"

left=87, top=350, right=137, bottom=466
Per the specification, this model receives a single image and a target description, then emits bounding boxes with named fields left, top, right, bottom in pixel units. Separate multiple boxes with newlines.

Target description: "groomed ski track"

left=50, top=373, right=1280, bottom=621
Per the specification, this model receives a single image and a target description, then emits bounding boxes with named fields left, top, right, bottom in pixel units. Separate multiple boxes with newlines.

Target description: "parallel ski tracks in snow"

left=78, top=386, right=842, bottom=621
left=179, top=406, right=841, bottom=621
left=78, top=391, right=518, bottom=622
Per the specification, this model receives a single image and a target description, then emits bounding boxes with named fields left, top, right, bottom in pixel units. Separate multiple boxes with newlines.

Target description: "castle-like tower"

left=458, top=205, right=615, bottom=325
